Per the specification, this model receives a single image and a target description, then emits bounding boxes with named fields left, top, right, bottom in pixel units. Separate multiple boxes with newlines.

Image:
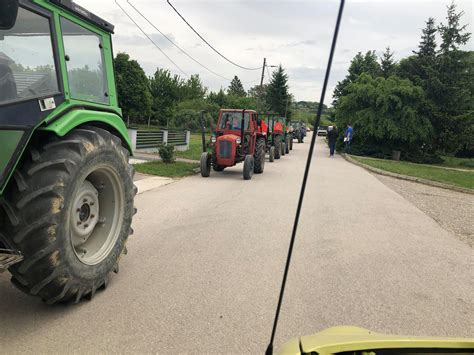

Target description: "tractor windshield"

left=219, top=112, right=250, bottom=130
left=0, top=7, right=59, bottom=106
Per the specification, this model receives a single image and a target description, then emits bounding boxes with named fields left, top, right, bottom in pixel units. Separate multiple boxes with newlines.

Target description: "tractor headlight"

left=211, top=136, right=217, bottom=143
left=236, top=137, right=241, bottom=144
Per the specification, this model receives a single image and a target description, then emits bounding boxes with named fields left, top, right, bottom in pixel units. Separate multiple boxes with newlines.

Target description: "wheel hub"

left=71, top=180, right=99, bottom=247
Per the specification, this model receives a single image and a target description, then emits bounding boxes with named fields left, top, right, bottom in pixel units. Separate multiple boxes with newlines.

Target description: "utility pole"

left=260, top=57, right=266, bottom=88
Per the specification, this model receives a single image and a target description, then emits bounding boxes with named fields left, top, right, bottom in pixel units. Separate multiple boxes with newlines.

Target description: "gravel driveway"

left=374, top=174, right=473, bottom=247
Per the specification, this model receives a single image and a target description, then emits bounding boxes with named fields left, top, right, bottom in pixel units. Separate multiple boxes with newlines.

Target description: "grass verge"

left=438, top=156, right=474, bottom=170
left=175, top=134, right=203, bottom=161
left=134, top=161, right=199, bottom=178
left=351, top=156, right=473, bottom=190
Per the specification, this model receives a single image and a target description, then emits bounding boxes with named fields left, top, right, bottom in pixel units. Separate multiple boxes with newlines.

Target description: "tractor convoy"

left=200, top=109, right=299, bottom=180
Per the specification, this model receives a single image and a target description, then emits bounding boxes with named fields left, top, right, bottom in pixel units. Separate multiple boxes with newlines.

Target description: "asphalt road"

left=0, top=135, right=472, bottom=353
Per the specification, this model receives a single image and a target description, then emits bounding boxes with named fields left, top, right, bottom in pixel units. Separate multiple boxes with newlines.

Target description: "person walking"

left=327, top=125, right=338, bottom=157
left=344, top=123, right=353, bottom=154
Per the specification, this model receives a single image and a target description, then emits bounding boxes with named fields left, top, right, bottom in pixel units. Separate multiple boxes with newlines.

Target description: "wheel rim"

left=70, top=166, right=124, bottom=266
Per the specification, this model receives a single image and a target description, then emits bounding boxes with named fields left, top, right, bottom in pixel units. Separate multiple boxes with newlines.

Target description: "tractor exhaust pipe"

left=200, top=110, right=206, bottom=152
left=241, top=109, right=246, bottom=155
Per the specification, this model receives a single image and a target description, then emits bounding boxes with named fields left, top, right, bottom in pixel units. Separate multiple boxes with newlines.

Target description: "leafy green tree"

left=380, top=47, right=396, bottom=78
left=114, top=52, right=152, bottom=124
left=266, top=65, right=290, bottom=116
left=336, top=74, right=433, bottom=157
left=149, top=68, right=184, bottom=126
left=182, top=74, right=207, bottom=100
left=171, top=98, right=219, bottom=130
left=227, top=76, right=246, bottom=97
left=207, top=89, right=227, bottom=107
left=333, top=51, right=382, bottom=106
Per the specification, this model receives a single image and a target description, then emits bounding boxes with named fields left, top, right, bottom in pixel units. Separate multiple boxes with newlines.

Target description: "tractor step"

left=0, top=249, right=23, bottom=272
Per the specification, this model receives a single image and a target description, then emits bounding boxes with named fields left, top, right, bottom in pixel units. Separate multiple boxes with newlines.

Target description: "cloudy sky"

left=76, top=0, right=472, bottom=103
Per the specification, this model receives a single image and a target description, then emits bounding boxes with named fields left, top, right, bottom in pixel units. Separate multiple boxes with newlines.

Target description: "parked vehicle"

left=200, top=109, right=266, bottom=180
left=317, top=125, right=328, bottom=136
left=0, top=0, right=136, bottom=304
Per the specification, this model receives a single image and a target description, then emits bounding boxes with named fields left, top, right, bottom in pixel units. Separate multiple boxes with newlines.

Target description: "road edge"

left=342, top=154, right=474, bottom=195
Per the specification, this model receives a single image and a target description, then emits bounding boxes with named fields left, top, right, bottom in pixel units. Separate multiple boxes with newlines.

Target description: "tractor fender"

left=41, top=109, right=133, bottom=153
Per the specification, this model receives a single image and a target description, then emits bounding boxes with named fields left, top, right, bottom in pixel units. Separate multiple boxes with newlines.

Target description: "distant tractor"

left=200, top=109, right=266, bottom=180
left=0, top=0, right=136, bottom=304
left=289, top=121, right=306, bottom=143
left=260, top=114, right=291, bottom=161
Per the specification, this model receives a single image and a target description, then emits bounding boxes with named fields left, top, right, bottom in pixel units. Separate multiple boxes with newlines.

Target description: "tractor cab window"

left=61, top=18, right=108, bottom=105
left=219, top=112, right=250, bottom=130
left=0, top=7, right=59, bottom=105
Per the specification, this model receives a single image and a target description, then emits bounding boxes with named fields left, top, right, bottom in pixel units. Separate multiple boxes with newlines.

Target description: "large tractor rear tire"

left=253, top=137, right=265, bottom=174
left=281, top=138, right=286, bottom=156
left=274, top=136, right=281, bottom=160
left=200, top=152, right=211, bottom=177
left=289, top=136, right=293, bottom=150
left=243, top=155, right=254, bottom=180
left=285, top=136, right=290, bottom=154
left=0, top=126, right=135, bottom=304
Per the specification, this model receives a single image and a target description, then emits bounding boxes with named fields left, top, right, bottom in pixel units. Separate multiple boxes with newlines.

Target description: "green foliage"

left=114, top=52, right=152, bottom=123
left=337, top=74, right=433, bottom=156
left=227, top=76, right=246, bottom=97
left=149, top=68, right=184, bottom=126
left=380, top=47, right=396, bottom=78
left=171, top=99, right=219, bottom=131
left=158, top=144, right=175, bottom=163
left=266, top=65, right=290, bottom=117
left=333, top=51, right=382, bottom=106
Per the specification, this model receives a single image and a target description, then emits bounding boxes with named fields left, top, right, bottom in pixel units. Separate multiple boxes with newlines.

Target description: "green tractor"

left=258, top=114, right=291, bottom=162
left=0, top=0, right=136, bottom=304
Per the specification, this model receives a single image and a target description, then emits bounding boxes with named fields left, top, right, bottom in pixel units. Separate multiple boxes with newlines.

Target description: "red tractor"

left=200, top=109, right=266, bottom=180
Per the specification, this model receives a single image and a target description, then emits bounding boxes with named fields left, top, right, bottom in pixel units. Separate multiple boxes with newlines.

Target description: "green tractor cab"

left=0, top=0, right=136, bottom=304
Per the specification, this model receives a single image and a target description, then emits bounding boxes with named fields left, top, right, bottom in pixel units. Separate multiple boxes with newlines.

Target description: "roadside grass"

left=351, top=156, right=474, bottom=190
left=134, top=161, right=199, bottom=178
left=174, top=134, right=203, bottom=161
left=438, top=156, right=474, bottom=170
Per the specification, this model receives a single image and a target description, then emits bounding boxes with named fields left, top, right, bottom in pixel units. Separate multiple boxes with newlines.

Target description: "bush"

left=158, top=144, right=175, bottom=163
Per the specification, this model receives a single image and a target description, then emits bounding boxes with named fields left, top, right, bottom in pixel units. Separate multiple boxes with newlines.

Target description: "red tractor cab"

left=200, top=109, right=266, bottom=180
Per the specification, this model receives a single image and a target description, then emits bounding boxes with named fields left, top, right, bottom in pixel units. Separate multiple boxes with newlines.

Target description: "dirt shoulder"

left=374, top=174, right=473, bottom=247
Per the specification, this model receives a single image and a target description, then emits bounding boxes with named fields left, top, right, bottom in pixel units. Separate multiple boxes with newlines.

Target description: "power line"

left=115, top=0, right=188, bottom=77
left=166, top=0, right=262, bottom=71
left=127, top=0, right=234, bottom=81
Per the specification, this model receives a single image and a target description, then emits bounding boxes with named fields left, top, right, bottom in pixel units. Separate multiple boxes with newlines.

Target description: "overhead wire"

left=115, top=0, right=188, bottom=77
left=127, top=0, right=234, bottom=81
left=166, top=0, right=263, bottom=71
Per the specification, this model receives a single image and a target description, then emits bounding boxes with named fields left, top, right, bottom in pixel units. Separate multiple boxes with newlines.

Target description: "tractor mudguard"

left=41, top=109, right=132, bottom=152
left=0, top=109, right=131, bottom=195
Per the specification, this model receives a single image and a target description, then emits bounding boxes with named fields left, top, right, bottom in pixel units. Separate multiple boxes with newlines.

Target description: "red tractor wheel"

left=200, top=152, right=211, bottom=177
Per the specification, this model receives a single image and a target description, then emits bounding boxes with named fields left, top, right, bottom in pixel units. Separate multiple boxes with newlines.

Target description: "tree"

left=207, top=88, right=227, bottom=107
left=333, top=51, right=382, bottom=106
left=227, top=76, right=246, bottom=97
left=182, top=74, right=207, bottom=100
left=414, top=17, right=437, bottom=58
left=114, top=52, right=152, bottom=124
left=266, top=65, right=290, bottom=116
left=380, top=47, right=396, bottom=78
left=435, top=2, right=472, bottom=153
left=149, top=68, right=184, bottom=126
left=336, top=74, right=433, bottom=158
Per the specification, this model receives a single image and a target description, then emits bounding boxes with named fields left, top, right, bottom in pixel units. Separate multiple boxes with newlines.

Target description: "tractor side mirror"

left=0, top=0, right=19, bottom=30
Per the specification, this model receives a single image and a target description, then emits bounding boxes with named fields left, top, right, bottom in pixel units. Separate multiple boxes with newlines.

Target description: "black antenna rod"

left=265, top=1, right=345, bottom=354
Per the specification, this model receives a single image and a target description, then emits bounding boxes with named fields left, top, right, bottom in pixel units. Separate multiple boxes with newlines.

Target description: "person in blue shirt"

left=344, top=123, right=353, bottom=154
